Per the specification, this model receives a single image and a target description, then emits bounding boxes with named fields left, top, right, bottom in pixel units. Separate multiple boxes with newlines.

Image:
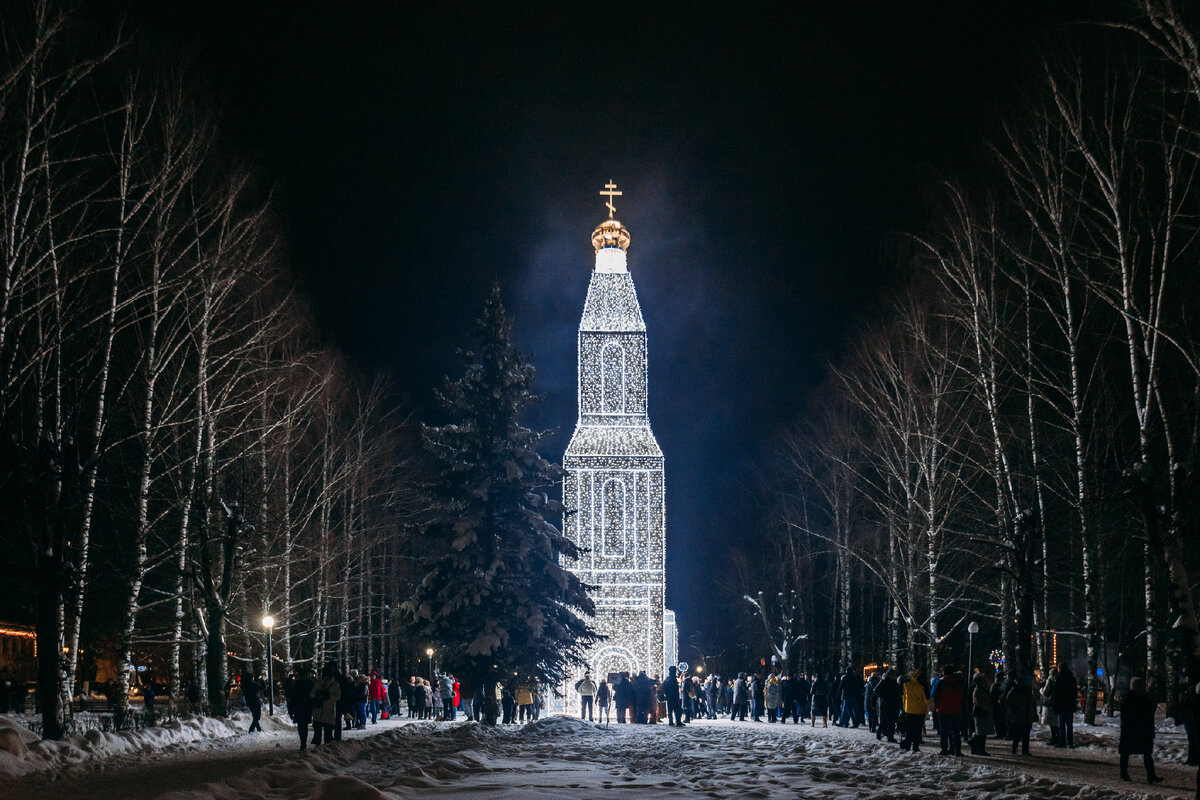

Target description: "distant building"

left=0, top=622, right=36, bottom=681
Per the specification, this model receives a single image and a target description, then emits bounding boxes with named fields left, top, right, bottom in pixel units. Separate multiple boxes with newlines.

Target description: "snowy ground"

left=2, top=712, right=1196, bottom=800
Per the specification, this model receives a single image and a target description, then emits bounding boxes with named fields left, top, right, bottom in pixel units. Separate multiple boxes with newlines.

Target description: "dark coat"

left=289, top=676, right=315, bottom=723
left=662, top=675, right=681, bottom=705
left=841, top=671, right=865, bottom=706
left=875, top=676, right=901, bottom=713
left=794, top=677, right=811, bottom=705
left=810, top=677, right=828, bottom=706
left=242, top=678, right=264, bottom=710
left=1052, top=670, right=1078, bottom=715
left=613, top=677, right=635, bottom=708
left=1003, top=682, right=1038, bottom=725
left=1119, top=689, right=1156, bottom=755
left=633, top=673, right=656, bottom=704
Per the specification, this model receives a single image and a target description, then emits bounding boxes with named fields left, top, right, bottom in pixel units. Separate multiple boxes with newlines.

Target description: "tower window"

left=600, top=342, right=626, bottom=413
left=600, top=477, right=628, bottom=558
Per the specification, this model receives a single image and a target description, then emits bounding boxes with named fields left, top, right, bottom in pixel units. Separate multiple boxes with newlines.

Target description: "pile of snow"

left=0, top=710, right=291, bottom=778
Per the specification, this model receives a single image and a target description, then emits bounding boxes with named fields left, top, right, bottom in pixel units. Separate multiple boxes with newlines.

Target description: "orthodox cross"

left=600, top=180, right=622, bottom=218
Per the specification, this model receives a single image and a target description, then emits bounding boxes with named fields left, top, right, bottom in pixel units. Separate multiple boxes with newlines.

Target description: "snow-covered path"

left=3, top=715, right=1197, bottom=800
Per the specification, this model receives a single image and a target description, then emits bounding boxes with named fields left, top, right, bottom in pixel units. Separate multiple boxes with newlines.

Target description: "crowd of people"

left=266, top=657, right=1200, bottom=793
left=568, top=661, right=1198, bottom=788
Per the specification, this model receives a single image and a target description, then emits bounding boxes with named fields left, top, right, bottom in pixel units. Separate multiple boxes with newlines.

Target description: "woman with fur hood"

left=310, top=663, right=342, bottom=746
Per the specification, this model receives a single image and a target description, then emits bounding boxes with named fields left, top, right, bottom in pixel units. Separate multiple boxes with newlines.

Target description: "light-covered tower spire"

left=562, top=181, right=669, bottom=707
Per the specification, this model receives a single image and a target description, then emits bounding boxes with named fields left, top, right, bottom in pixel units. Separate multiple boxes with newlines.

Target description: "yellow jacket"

left=902, top=673, right=929, bottom=715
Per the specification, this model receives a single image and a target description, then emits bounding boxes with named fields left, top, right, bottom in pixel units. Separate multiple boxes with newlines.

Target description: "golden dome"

left=591, top=218, right=631, bottom=252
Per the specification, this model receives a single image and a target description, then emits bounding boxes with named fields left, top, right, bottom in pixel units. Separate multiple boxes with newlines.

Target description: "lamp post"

left=967, top=621, right=979, bottom=678
left=262, top=615, right=275, bottom=716
left=426, top=648, right=434, bottom=682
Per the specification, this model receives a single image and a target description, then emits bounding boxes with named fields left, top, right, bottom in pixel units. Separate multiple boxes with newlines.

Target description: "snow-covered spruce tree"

left=400, top=284, right=598, bottom=724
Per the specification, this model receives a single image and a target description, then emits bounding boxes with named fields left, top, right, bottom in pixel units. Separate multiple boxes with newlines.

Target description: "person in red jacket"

left=932, top=664, right=966, bottom=756
left=368, top=671, right=386, bottom=724
left=452, top=678, right=461, bottom=712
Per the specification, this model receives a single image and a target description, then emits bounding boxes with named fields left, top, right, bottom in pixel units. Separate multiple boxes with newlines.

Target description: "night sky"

left=90, top=0, right=1112, bottom=641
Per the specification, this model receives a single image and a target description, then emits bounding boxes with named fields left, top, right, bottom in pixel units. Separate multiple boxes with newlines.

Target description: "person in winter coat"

left=865, top=671, right=881, bottom=733
left=242, top=674, right=265, bottom=733
left=368, top=671, right=385, bottom=724
left=352, top=672, right=370, bottom=729
left=732, top=673, right=749, bottom=721
left=1120, top=677, right=1164, bottom=784
left=576, top=671, right=597, bottom=721
left=388, top=677, right=400, bottom=717
left=1040, top=668, right=1058, bottom=745
left=968, top=672, right=995, bottom=756
left=1003, top=674, right=1038, bottom=756
left=932, top=665, right=966, bottom=756
left=839, top=669, right=865, bottom=728
left=749, top=674, right=763, bottom=721
left=685, top=677, right=701, bottom=722
left=662, top=666, right=685, bottom=727
left=875, top=669, right=901, bottom=743
left=613, top=673, right=634, bottom=723
left=764, top=674, right=782, bottom=723
left=1052, top=663, right=1078, bottom=748
left=992, top=669, right=1009, bottom=741
left=412, top=676, right=427, bottom=719
left=289, top=668, right=316, bottom=750
left=595, top=679, right=611, bottom=723
left=704, top=676, right=718, bottom=719
left=335, top=671, right=355, bottom=735
left=508, top=686, right=523, bottom=724
left=1187, top=679, right=1200, bottom=767
left=310, top=663, right=342, bottom=746
left=779, top=675, right=795, bottom=724
left=633, top=671, right=655, bottom=724
left=900, top=668, right=930, bottom=753
left=431, top=682, right=443, bottom=719
left=794, top=674, right=811, bottom=723
left=810, top=674, right=829, bottom=727
left=1178, top=673, right=1200, bottom=767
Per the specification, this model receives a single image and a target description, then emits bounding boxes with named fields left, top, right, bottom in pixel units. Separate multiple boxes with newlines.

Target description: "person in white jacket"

left=576, top=672, right=597, bottom=721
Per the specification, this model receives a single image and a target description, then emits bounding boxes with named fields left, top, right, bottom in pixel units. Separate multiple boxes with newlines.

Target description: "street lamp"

left=967, top=621, right=980, bottom=677
left=426, top=648, right=434, bottom=682
left=262, top=615, right=275, bottom=716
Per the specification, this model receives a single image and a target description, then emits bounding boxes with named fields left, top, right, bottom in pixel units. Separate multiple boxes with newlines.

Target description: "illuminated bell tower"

left=564, top=182, right=666, bottom=692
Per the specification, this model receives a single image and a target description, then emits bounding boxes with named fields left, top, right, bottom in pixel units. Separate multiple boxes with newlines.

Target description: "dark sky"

left=91, top=0, right=1111, bottom=640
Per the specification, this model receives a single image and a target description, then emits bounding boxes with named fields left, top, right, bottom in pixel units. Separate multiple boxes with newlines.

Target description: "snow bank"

left=0, top=711, right=285, bottom=778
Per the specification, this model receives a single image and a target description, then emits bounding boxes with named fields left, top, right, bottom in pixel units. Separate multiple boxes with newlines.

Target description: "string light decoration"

left=988, top=649, right=1006, bottom=671
left=561, top=189, right=669, bottom=712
